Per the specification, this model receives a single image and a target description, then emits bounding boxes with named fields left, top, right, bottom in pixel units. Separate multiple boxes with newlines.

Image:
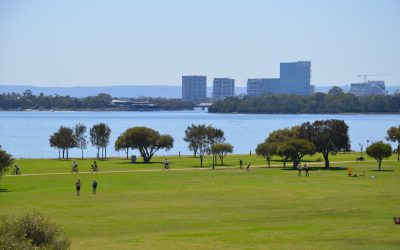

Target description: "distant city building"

left=247, top=78, right=280, bottom=96
left=212, top=78, right=235, bottom=100
left=182, top=76, right=207, bottom=101
left=279, top=61, right=313, bottom=95
left=246, top=61, right=314, bottom=96
left=349, top=81, right=387, bottom=96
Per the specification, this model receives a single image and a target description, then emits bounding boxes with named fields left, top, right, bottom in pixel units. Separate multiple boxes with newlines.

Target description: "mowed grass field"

left=1, top=153, right=400, bottom=249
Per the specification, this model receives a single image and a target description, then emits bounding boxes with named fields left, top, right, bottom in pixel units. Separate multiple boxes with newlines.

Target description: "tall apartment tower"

left=212, top=78, right=235, bottom=100
left=182, top=76, right=207, bottom=101
left=279, top=61, right=313, bottom=95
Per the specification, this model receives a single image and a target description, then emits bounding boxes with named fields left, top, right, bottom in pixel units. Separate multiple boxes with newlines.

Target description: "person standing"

left=246, top=161, right=250, bottom=171
left=297, top=163, right=302, bottom=176
left=75, top=179, right=81, bottom=196
left=92, top=178, right=98, bottom=194
left=239, top=159, right=243, bottom=169
left=304, top=163, right=309, bottom=176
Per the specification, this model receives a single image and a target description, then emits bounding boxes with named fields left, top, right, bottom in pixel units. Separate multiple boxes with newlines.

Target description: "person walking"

left=75, top=179, right=81, bottom=196
left=92, top=178, right=98, bottom=194
left=304, top=163, right=309, bottom=176
left=246, top=161, right=251, bottom=171
left=239, top=159, right=243, bottom=169
left=297, top=163, right=302, bottom=176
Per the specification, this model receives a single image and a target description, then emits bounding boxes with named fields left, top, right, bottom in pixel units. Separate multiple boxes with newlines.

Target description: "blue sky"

left=0, top=0, right=399, bottom=86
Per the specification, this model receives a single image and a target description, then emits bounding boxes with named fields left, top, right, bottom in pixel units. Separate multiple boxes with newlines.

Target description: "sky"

left=0, top=0, right=399, bottom=87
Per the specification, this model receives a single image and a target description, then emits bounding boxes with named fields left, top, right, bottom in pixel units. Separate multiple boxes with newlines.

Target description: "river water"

left=0, top=110, right=398, bottom=158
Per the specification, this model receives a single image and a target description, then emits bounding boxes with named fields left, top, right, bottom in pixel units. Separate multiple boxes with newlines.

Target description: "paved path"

left=5, top=159, right=389, bottom=177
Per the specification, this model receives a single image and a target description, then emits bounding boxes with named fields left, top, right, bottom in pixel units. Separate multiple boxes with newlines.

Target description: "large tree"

left=300, top=119, right=350, bottom=168
left=0, top=146, right=13, bottom=176
left=123, top=127, right=173, bottom=163
left=211, top=143, right=233, bottom=168
left=115, top=134, right=130, bottom=160
left=266, top=126, right=300, bottom=167
left=256, top=142, right=278, bottom=168
left=90, top=123, right=111, bottom=160
left=280, top=138, right=316, bottom=168
left=74, top=123, right=87, bottom=160
left=184, top=124, right=225, bottom=168
left=386, top=126, right=400, bottom=162
left=366, top=141, right=392, bottom=171
left=49, top=126, right=76, bottom=160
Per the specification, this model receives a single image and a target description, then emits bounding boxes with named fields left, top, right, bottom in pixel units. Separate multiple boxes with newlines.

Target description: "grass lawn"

left=1, top=153, right=400, bottom=249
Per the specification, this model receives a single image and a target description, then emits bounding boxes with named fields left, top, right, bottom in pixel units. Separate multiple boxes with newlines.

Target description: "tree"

left=280, top=138, right=316, bottom=168
left=211, top=143, right=233, bottom=168
left=266, top=126, right=300, bottom=167
left=0, top=212, right=70, bottom=249
left=0, top=146, right=13, bottom=175
left=184, top=124, right=225, bottom=168
left=300, top=119, right=350, bottom=168
left=123, top=127, right=173, bottom=163
left=328, top=86, right=344, bottom=96
left=366, top=141, right=392, bottom=171
left=115, top=134, right=130, bottom=160
left=49, top=126, right=76, bottom=160
left=386, top=126, right=400, bottom=162
left=74, top=123, right=87, bottom=160
left=90, top=123, right=111, bottom=160
left=256, top=142, right=278, bottom=168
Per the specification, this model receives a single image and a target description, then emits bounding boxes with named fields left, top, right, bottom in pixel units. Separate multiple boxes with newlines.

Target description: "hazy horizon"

left=1, top=0, right=399, bottom=87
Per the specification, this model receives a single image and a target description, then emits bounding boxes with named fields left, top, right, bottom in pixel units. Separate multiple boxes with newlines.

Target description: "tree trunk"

left=283, top=160, right=286, bottom=168
left=378, top=160, right=382, bottom=171
left=200, top=155, right=203, bottom=168
left=101, top=147, right=104, bottom=160
left=267, top=159, right=270, bottom=168
left=323, top=151, right=330, bottom=168
left=81, top=149, right=84, bottom=160
left=212, top=154, right=215, bottom=170
left=126, top=148, right=129, bottom=160
left=66, top=149, right=69, bottom=160
left=62, top=149, right=65, bottom=159
left=58, top=149, right=60, bottom=160
left=221, top=156, right=224, bottom=166
left=105, top=147, right=107, bottom=159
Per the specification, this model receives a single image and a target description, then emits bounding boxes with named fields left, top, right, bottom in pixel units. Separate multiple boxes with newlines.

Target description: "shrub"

left=0, top=212, right=70, bottom=249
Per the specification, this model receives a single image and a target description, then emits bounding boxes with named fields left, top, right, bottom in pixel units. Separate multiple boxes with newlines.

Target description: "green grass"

left=1, top=153, right=400, bottom=249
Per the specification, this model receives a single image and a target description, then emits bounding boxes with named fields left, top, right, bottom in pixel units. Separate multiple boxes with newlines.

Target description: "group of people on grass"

left=75, top=178, right=97, bottom=195
left=297, top=163, right=309, bottom=176
left=239, top=159, right=251, bottom=170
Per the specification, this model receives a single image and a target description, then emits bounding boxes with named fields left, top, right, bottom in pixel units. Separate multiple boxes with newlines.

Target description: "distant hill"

left=0, top=84, right=398, bottom=98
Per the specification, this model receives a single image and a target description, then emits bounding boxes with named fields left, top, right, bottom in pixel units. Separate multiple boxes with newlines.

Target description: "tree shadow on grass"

left=116, top=161, right=164, bottom=165
left=0, top=188, right=11, bottom=193
left=280, top=166, right=348, bottom=171
left=371, top=169, right=394, bottom=172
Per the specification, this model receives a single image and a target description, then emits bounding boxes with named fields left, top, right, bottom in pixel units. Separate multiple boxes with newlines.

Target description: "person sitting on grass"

left=394, top=216, right=400, bottom=224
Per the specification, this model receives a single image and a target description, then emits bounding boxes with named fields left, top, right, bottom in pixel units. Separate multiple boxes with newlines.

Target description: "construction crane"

left=357, top=74, right=390, bottom=83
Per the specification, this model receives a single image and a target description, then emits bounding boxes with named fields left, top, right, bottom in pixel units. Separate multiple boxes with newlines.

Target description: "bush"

left=0, top=212, right=70, bottom=249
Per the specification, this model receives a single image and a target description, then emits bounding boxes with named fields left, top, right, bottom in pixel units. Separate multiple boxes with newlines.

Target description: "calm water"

left=0, top=110, right=399, bottom=158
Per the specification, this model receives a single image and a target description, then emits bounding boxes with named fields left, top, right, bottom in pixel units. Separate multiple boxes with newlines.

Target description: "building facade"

left=279, top=61, right=313, bottom=95
left=182, top=76, right=207, bottom=101
left=246, top=61, right=314, bottom=96
left=212, top=78, right=235, bottom=100
left=247, top=78, right=280, bottom=96
left=349, top=81, right=387, bottom=96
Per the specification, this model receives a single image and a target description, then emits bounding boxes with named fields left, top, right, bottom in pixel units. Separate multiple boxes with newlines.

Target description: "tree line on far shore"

left=0, top=90, right=195, bottom=111
left=209, top=87, right=400, bottom=114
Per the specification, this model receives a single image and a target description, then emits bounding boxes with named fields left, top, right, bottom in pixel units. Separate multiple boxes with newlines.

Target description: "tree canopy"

left=211, top=143, right=233, bottom=167
left=366, top=141, right=392, bottom=171
left=299, top=119, right=350, bottom=168
left=0, top=146, right=13, bottom=176
left=386, top=125, right=400, bottom=162
left=256, top=142, right=278, bottom=168
left=184, top=124, right=226, bottom=167
left=90, top=123, right=111, bottom=160
left=122, top=127, right=174, bottom=163
left=49, top=126, right=76, bottom=160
